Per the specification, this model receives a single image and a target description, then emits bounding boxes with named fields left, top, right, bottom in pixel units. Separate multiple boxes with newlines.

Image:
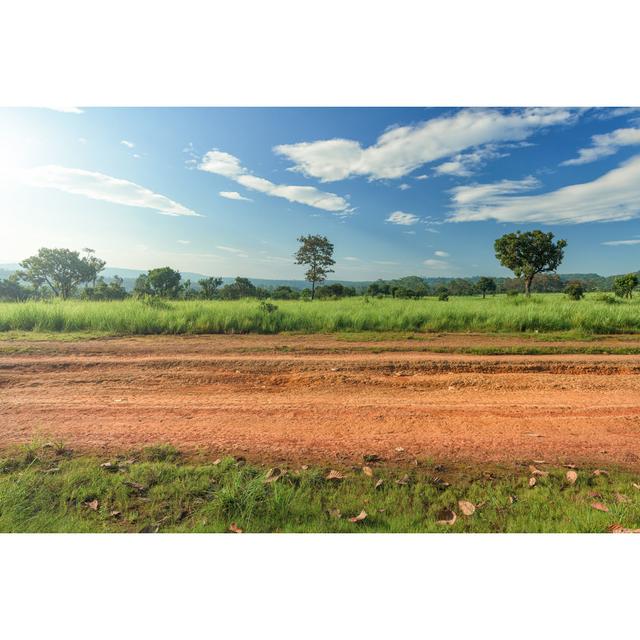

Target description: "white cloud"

left=398, top=183, right=411, bottom=190
left=434, top=250, right=449, bottom=257
left=343, top=256, right=360, bottom=261
left=78, top=137, right=87, bottom=144
left=274, top=108, right=575, bottom=182
left=447, top=155, right=640, bottom=224
left=561, top=127, right=640, bottom=165
left=45, top=107, right=84, bottom=114
left=219, top=190, right=252, bottom=201
left=434, top=145, right=508, bottom=177
left=199, top=149, right=351, bottom=214
left=121, top=140, right=135, bottom=149
left=23, top=165, right=202, bottom=217
left=601, top=238, right=640, bottom=246
left=216, top=245, right=249, bottom=258
left=423, top=258, right=450, bottom=269
left=386, top=210, right=420, bottom=225
left=177, top=240, right=191, bottom=245
left=415, top=174, right=429, bottom=180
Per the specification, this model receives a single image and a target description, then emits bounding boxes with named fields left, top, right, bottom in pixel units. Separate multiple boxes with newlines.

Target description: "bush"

left=259, top=301, right=278, bottom=314
left=564, top=281, right=584, bottom=300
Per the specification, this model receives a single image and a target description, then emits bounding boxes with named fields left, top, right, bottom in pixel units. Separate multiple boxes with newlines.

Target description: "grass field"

left=0, top=293, right=639, bottom=335
left=1, top=442, right=639, bottom=533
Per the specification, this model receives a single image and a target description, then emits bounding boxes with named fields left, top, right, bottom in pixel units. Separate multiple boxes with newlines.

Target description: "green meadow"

left=0, top=293, right=639, bottom=336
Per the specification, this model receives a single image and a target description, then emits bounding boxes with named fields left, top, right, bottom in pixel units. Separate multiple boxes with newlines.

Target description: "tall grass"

left=0, top=294, right=639, bottom=335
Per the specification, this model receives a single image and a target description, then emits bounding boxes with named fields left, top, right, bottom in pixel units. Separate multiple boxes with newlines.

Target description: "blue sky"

left=1, top=107, right=640, bottom=279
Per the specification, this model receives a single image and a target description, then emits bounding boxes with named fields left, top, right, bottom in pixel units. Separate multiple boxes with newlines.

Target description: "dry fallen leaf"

left=615, top=492, right=630, bottom=504
left=458, top=500, right=475, bottom=516
left=395, top=447, right=405, bottom=453
left=229, top=522, right=243, bottom=533
left=632, top=483, right=640, bottom=490
left=607, top=523, right=640, bottom=533
left=327, top=508, right=342, bottom=519
left=264, top=467, right=283, bottom=483
left=563, top=463, right=578, bottom=469
left=529, top=465, right=548, bottom=477
left=566, top=470, right=578, bottom=484
left=508, top=495, right=517, bottom=505
left=348, top=510, right=367, bottom=523
left=374, top=478, right=384, bottom=490
left=593, top=469, right=609, bottom=477
left=362, top=466, right=373, bottom=477
left=528, top=477, right=537, bottom=488
left=124, top=480, right=146, bottom=493
left=436, top=508, right=457, bottom=526
left=109, top=510, right=121, bottom=518
left=85, top=499, right=99, bottom=511
left=212, top=458, right=222, bottom=465
left=591, top=502, right=609, bottom=513
left=301, top=465, right=309, bottom=471
left=326, top=470, right=345, bottom=481
left=395, top=474, right=410, bottom=486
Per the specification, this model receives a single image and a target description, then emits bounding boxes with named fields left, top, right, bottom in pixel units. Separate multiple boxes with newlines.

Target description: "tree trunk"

left=311, top=280, right=315, bottom=300
left=524, top=275, right=534, bottom=297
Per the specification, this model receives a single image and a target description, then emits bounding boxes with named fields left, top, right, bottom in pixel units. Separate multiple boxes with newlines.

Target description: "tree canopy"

left=294, top=235, right=335, bottom=300
left=494, top=231, right=567, bottom=296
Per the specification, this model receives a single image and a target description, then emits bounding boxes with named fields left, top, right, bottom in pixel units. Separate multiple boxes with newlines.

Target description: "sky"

left=1, top=106, right=640, bottom=280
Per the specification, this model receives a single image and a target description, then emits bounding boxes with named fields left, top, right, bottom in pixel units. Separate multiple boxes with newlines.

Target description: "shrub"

left=564, top=281, right=585, bottom=300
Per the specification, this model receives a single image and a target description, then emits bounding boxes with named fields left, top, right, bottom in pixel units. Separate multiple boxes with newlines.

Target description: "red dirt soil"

left=1, top=334, right=640, bottom=467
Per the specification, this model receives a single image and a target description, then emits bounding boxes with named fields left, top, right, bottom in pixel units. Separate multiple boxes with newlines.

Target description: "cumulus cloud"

left=434, top=145, right=508, bottom=177
left=434, top=250, right=449, bottom=257
left=219, top=190, right=252, bottom=201
left=121, top=140, right=135, bottom=149
left=23, top=165, right=202, bottom=217
left=274, top=108, right=575, bottom=182
left=561, top=127, right=640, bottom=166
left=386, top=211, right=420, bottom=225
left=199, top=149, right=351, bottom=214
left=343, top=256, right=360, bottom=261
left=447, top=155, right=640, bottom=224
left=398, top=183, right=411, bottom=190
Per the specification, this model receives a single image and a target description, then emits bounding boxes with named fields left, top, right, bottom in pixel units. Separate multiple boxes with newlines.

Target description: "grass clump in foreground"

left=1, top=443, right=639, bottom=533
left=0, top=293, right=639, bottom=336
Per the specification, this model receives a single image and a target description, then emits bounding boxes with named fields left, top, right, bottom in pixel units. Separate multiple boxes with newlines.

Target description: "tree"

left=134, top=267, right=182, bottom=298
left=0, top=275, right=30, bottom=301
left=82, top=275, right=128, bottom=300
left=476, top=276, right=497, bottom=298
left=198, top=277, right=223, bottom=299
left=613, top=273, right=638, bottom=299
left=19, top=247, right=98, bottom=299
left=494, top=231, right=567, bottom=296
left=565, top=280, right=585, bottom=300
left=82, top=248, right=106, bottom=287
left=218, top=277, right=258, bottom=300
left=294, top=235, right=335, bottom=300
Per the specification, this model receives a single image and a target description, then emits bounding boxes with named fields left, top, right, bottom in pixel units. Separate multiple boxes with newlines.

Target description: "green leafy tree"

left=494, top=231, right=567, bottom=296
left=0, top=275, right=31, bottom=301
left=613, top=273, right=638, bottom=299
left=218, top=277, right=258, bottom=300
left=134, top=267, right=182, bottom=298
left=294, top=235, right=335, bottom=300
left=476, top=276, right=497, bottom=298
left=82, top=248, right=106, bottom=287
left=564, top=280, right=585, bottom=300
left=82, top=275, right=128, bottom=300
left=19, top=247, right=98, bottom=299
left=198, top=277, right=223, bottom=299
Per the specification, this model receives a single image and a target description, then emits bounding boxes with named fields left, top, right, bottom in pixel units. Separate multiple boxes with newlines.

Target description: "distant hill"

left=1, top=263, right=635, bottom=292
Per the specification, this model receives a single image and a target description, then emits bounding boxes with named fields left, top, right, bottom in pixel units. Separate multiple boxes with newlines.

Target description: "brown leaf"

left=563, top=463, right=578, bottom=469
left=109, top=510, right=121, bottom=518
left=607, top=523, right=640, bottom=533
left=615, top=492, right=630, bottom=504
left=528, top=465, right=548, bottom=477
left=327, top=508, right=342, bottom=519
left=326, top=470, right=345, bottom=481
left=124, top=480, right=147, bottom=493
left=85, top=499, right=99, bottom=511
left=528, top=477, right=537, bottom=488
left=566, top=470, right=578, bottom=484
left=436, top=508, right=457, bottom=526
left=374, top=478, right=384, bottom=490
left=229, top=522, right=243, bottom=533
left=264, top=467, right=283, bottom=483
left=632, top=483, right=640, bottom=490
left=591, top=502, right=609, bottom=512
left=395, top=474, right=410, bottom=486
left=362, top=466, right=373, bottom=477
left=301, top=465, right=309, bottom=471
left=212, top=458, right=222, bottom=465
left=348, top=510, right=367, bottom=523
left=458, top=500, right=475, bottom=516
left=508, top=495, right=517, bottom=505
left=532, top=459, right=546, bottom=464
left=395, top=447, right=405, bottom=453
left=592, top=469, right=609, bottom=477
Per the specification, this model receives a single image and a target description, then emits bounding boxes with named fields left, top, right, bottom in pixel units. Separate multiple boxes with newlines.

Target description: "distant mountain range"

left=1, top=263, right=632, bottom=292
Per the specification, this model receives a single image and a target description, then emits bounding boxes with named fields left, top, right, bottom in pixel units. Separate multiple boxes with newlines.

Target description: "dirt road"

left=1, top=334, right=640, bottom=466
